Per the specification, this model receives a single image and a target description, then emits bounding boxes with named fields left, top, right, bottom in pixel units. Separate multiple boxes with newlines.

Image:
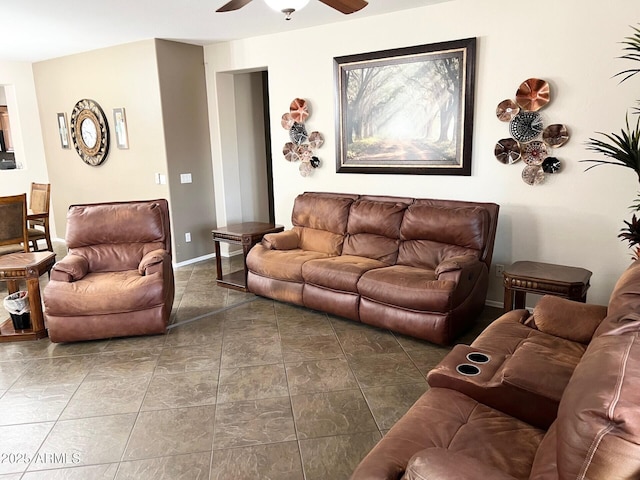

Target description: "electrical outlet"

left=185, top=232, right=191, bottom=243
left=495, top=264, right=505, bottom=277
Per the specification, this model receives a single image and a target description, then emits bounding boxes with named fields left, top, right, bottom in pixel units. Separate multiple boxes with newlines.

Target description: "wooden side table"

left=0, top=251, right=56, bottom=341
left=503, top=261, right=592, bottom=312
left=212, top=222, right=284, bottom=292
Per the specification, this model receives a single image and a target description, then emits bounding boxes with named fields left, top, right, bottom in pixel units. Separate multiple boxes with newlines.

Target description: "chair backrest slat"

left=0, top=193, right=28, bottom=251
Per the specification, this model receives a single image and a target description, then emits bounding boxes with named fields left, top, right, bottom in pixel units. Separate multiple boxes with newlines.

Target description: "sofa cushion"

left=556, top=332, right=640, bottom=479
left=291, top=192, right=355, bottom=234
left=469, top=310, right=536, bottom=354
left=302, top=255, right=386, bottom=293
left=400, top=203, right=489, bottom=247
left=66, top=201, right=168, bottom=272
left=347, top=199, right=407, bottom=238
left=404, top=448, right=520, bottom=480
left=502, top=341, right=582, bottom=403
left=396, top=204, right=488, bottom=270
left=350, top=387, right=544, bottom=480
left=340, top=200, right=407, bottom=264
left=470, top=310, right=587, bottom=361
left=397, top=239, right=480, bottom=271
left=66, top=201, right=166, bottom=247
left=342, top=235, right=399, bottom=264
left=246, top=244, right=330, bottom=282
left=595, top=259, right=640, bottom=337
left=296, top=227, right=345, bottom=256
left=357, top=265, right=454, bottom=312
left=532, top=295, right=607, bottom=344
left=44, top=270, right=165, bottom=316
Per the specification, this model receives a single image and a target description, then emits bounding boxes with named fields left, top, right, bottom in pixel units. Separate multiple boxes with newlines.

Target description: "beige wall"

left=156, top=40, right=216, bottom=262
left=205, top=0, right=639, bottom=306
left=33, top=40, right=170, bottom=244
left=32, top=39, right=216, bottom=263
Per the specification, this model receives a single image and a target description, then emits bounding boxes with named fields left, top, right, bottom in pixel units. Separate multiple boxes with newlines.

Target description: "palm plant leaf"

left=629, top=190, right=640, bottom=211
left=581, top=114, right=640, bottom=180
left=619, top=213, right=640, bottom=248
left=614, top=26, right=640, bottom=83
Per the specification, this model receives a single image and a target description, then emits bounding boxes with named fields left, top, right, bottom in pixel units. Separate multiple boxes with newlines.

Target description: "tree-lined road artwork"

left=341, top=53, right=463, bottom=167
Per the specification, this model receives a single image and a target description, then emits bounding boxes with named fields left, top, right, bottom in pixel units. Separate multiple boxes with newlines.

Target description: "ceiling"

left=1, top=0, right=446, bottom=63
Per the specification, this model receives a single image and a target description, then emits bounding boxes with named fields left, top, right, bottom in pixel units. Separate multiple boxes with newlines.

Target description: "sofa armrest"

left=404, top=448, right=518, bottom=480
left=434, top=255, right=480, bottom=277
left=50, top=254, right=89, bottom=282
left=139, top=249, right=170, bottom=275
left=532, top=295, right=607, bottom=344
left=261, top=230, right=300, bottom=250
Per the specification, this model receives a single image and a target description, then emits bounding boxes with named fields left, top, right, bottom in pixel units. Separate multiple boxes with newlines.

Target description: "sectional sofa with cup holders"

left=351, top=260, right=640, bottom=479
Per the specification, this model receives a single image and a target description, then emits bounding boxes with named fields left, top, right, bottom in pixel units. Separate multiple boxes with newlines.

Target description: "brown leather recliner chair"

left=44, top=199, right=175, bottom=343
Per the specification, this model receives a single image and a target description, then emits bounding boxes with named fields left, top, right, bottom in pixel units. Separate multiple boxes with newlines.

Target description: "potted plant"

left=583, top=25, right=640, bottom=258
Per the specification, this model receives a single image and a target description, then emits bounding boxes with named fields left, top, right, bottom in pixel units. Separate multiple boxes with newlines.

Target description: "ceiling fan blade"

left=216, top=0, right=254, bottom=12
left=317, top=0, right=368, bottom=14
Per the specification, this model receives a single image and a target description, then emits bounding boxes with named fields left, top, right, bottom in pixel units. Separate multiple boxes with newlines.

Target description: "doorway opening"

left=232, top=70, right=275, bottom=225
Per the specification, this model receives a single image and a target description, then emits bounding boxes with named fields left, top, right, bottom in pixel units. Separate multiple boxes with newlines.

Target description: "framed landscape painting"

left=334, top=37, right=476, bottom=175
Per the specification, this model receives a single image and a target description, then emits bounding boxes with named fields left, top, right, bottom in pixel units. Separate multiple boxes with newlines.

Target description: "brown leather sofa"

left=247, top=192, right=499, bottom=345
left=44, top=199, right=175, bottom=343
left=351, top=260, right=640, bottom=480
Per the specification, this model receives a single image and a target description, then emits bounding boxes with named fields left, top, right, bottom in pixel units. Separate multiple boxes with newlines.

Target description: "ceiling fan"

left=217, top=0, right=368, bottom=21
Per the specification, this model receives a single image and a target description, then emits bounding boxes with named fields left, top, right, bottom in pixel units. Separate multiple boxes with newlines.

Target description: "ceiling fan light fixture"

left=264, top=0, right=310, bottom=19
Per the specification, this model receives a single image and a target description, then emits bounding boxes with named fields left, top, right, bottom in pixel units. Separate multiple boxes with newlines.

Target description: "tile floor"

left=0, top=243, right=500, bottom=479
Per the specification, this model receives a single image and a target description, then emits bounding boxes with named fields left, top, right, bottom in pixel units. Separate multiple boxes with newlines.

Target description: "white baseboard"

left=173, top=249, right=243, bottom=268
left=484, top=299, right=504, bottom=309
left=173, top=253, right=216, bottom=268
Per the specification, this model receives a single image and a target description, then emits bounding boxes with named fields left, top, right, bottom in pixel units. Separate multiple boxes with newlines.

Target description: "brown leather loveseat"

left=44, top=199, right=175, bottom=343
left=247, top=192, right=499, bottom=345
left=351, top=260, right=640, bottom=479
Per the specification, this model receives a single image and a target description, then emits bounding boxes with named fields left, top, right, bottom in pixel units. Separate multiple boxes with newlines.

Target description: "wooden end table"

left=211, top=222, right=284, bottom=292
left=503, top=261, right=592, bottom=312
left=0, top=251, right=56, bottom=341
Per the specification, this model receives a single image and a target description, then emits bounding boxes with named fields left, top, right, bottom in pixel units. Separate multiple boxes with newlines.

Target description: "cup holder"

left=456, top=363, right=481, bottom=376
left=466, top=352, right=490, bottom=364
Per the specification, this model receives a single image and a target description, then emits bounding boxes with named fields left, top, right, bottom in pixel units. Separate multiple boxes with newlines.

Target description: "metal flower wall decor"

left=281, top=98, right=324, bottom=177
left=494, top=78, right=569, bottom=185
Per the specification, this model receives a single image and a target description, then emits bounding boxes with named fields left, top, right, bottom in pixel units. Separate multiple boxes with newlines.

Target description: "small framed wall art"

left=57, top=112, right=70, bottom=149
left=113, top=107, right=129, bottom=149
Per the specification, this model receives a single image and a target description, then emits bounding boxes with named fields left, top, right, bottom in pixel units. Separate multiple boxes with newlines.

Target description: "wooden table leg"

left=514, top=291, right=526, bottom=310
left=25, top=276, right=45, bottom=335
left=503, top=287, right=514, bottom=312
left=214, top=241, right=222, bottom=281
left=6, top=279, right=19, bottom=294
left=242, top=242, right=253, bottom=287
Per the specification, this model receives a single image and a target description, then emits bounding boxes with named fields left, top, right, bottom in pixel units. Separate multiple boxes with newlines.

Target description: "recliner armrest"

left=532, top=295, right=607, bottom=344
left=51, top=254, right=89, bottom=282
left=434, top=255, right=480, bottom=277
left=139, top=249, right=170, bottom=275
left=261, top=230, right=300, bottom=250
left=404, top=448, right=518, bottom=480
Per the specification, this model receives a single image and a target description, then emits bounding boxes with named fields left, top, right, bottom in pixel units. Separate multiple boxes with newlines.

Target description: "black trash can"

left=4, top=291, right=31, bottom=330
left=10, top=312, right=31, bottom=330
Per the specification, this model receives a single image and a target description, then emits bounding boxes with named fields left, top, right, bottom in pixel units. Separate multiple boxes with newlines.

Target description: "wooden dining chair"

left=27, top=182, right=53, bottom=252
left=0, top=193, right=28, bottom=255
